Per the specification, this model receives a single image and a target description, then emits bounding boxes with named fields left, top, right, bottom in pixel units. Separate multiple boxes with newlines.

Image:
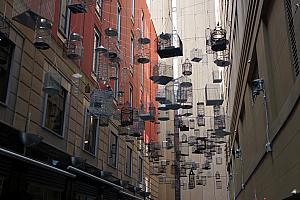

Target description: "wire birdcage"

left=33, top=18, right=52, bottom=50
left=190, top=48, right=203, bottom=62
left=121, top=102, right=133, bottom=127
left=189, top=119, right=195, bottom=129
left=188, top=169, right=196, bottom=189
left=157, top=32, right=183, bottom=58
left=213, top=70, right=222, bottom=83
left=181, top=108, right=193, bottom=117
left=66, top=33, right=83, bottom=60
left=182, top=58, right=192, bottom=76
left=179, top=118, right=189, bottom=132
left=205, top=84, right=224, bottom=106
left=180, top=142, right=189, bottom=156
left=67, top=0, right=94, bottom=14
left=188, top=136, right=197, bottom=146
left=205, top=28, right=213, bottom=54
left=156, top=86, right=167, bottom=103
left=214, top=49, right=230, bottom=67
left=210, top=25, right=227, bottom=52
left=197, top=116, right=205, bottom=126
left=197, top=102, right=205, bottom=116
left=71, top=73, right=82, bottom=96
left=150, top=61, right=173, bottom=85
left=178, top=76, right=192, bottom=88
left=158, top=110, right=169, bottom=121
left=139, top=103, right=156, bottom=122
left=43, top=69, right=62, bottom=95
left=89, top=88, right=113, bottom=117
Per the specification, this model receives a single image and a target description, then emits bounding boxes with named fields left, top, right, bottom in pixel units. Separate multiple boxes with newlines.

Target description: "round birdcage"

left=210, top=25, right=227, bottom=52
left=121, top=102, right=133, bottom=127
left=33, top=18, right=52, bottom=50
left=89, top=88, right=113, bottom=117
left=66, top=32, right=83, bottom=60
left=43, top=70, right=62, bottom=95
left=182, top=58, right=192, bottom=76
left=197, top=116, right=205, bottom=126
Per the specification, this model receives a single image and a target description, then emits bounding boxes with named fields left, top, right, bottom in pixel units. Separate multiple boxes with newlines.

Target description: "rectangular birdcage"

left=197, top=116, right=205, bottom=126
left=180, top=142, right=189, bottom=156
left=157, top=33, right=183, bottom=58
left=89, top=89, right=114, bottom=117
left=12, top=0, right=54, bottom=30
left=68, top=0, right=94, bottom=14
left=205, top=84, right=224, bottom=106
left=214, top=49, right=230, bottom=67
left=130, top=120, right=145, bottom=137
left=197, top=102, right=205, bottom=116
left=150, top=61, right=173, bottom=85
left=156, top=87, right=167, bottom=103
left=213, top=70, right=222, bottom=83
left=190, top=48, right=203, bottom=62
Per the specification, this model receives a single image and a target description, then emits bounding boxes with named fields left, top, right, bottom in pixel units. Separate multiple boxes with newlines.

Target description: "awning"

left=0, top=147, right=76, bottom=178
left=119, top=190, right=144, bottom=200
left=67, top=166, right=123, bottom=190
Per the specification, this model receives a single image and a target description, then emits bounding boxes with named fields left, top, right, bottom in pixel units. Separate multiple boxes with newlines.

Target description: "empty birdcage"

left=179, top=76, right=192, bottom=88
left=136, top=46, right=150, bottom=64
left=105, top=27, right=118, bottom=37
left=179, top=118, right=189, bottom=132
left=189, top=119, right=195, bottom=129
left=121, top=102, right=133, bottom=127
left=190, top=48, right=203, bottom=62
left=188, top=169, right=196, bottom=189
left=33, top=18, right=52, bottom=50
left=157, top=32, right=183, bottom=58
left=181, top=89, right=193, bottom=110
left=164, top=84, right=181, bottom=110
left=139, top=103, right=156, bottom=122
left=197, top=116, right=205, bottom=126
left=213, top=70, right=222, bottom=83
left=205, top=84, right=224, bottom=106
left=214, top=49, right=230, bottom=67
left=180, top=142, right=189, bottom=156
left=177, top=86, right=189, bottom=103
left=130, top=119, right=145, bottom=137
left=182, top=58, right=192, bottom=76
left=156, top=86, right=167, bottom=103
left=181, top=108, right=193, bottom=117
left=158, top=110, right=169, bottom=121
left=66, top=33, right=83, bottom=60
left=202, top=162, right=211, bottom=170
left=210, top=25, right=227, bottom=52
left=43, top=70, right=62, bottom=95
left=89, top=88, right=114, bottom=117
left=150, top=61, right=173, bottom=85
left=181, top=133, right=188, bottom=143
left=188, top=136, right=197, bottom=146
left=197, top=102, right=205, bottom=116
left=180, top=168, right=187, bottom=178
left=205, top=28, right=213, bottom=54
left=68, top=0, right=93, bottom=14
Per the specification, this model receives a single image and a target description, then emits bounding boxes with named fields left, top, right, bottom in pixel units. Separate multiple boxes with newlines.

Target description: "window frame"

left=58, top=0, right=70, bottom=38
left=108, top=131, right=119, bottom=168
left=138, top=156, right=144, bottom=183
left=92, top=28, right=101, bottom=76
left=125, top=145, right=133, bottom=176
left=130, top=33, right=134, bottom=65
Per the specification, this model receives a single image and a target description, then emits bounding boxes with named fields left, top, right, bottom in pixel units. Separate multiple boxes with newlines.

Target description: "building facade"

left=223, top=0, right=300, bottom=199
left=0, top=0, right=159, bottom=199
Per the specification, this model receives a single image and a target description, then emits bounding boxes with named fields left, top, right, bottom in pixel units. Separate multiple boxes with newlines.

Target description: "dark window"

left=138, top=156, right=144, bottom=183
left=92, top=29, right=101, bottom=75
left=0, top=34, right=13, bottom=103
left=44, top=87, right=67, bottom=136
left=83, top=108, right=98, bottom=155
left=58, top=0, right=70, bottom=37
left=27, top=184, right=61, bottom=200
left=125, top=146, right=132, bottom=176
left=108, top=131, right=118, bottom=167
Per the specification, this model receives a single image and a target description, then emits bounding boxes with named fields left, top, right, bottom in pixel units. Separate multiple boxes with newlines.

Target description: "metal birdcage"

left=163, top=83, right=181, bottom=110
left=43, top=70, right=62, bottom=95
left=130, top=119, right=145, bottom=137
left=178, top=76, right=192, bottom=88
left=210, top=25, right=227, bottom=52
left=213, top=70, right=223, bottom=83
left=66, top=33, right=84, bottom=60
left=139, top=103, right=156, bottom=122
left=181, top=133, right=188, bottom=143
left=197, top=116, right=205, bottom=126
left=33, top=18, right=52, bottom=50
left=181, top=108, right=193, bottom=117
left=150, top=61, right=173, bottom=85
left=205, top=28, right=213, bottom=54
left=156, top=86, right=167, bottom=103
left=197, top=102, right=205, bottom=116
left=188, top=136, right=197, bottom=146
left=157, top=32, right=183, bottom=58
left=179, top=118, right=189, bottom=132
left=190, top=48, right=203, bottom=62
left=180, top=142, right=189, bottom=156
left=182, top=58, right=192, bottom=76
left=158, top=110, right=169, bottom=121
left=202, top=161, right=211, bottom=170
left=214, top=49, right=230, bottom=67
left=121, top=102, right=133, bottom=127
left=135, top=34, right=150, bottom=63
left=68, top=0, right=94, bottom=14
left=188, top=169, right=196, bottom=189
left=189, top=119, right=195, bottom=129
left=205, top=84, right=224, bottom=106
left=89, top=88, right=113, bottom=117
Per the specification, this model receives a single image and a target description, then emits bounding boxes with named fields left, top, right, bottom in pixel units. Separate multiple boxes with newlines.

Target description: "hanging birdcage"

left=157, top=32, right=183, bottom=58
left=43, top=70, right=62, bottom=95
left=197, top=116, right=205, bottom=126
left=68, top=0, right=93, bottom=14
left=181, top=108, right=193, bottom=117
left=33, top=18, right=52, bottom=50
left=130, top=119, right=145, bottom=137
left=156, top=86, right=167, bottom=103
left=182, top=58, right=192, bottom=76
left=12, top=0, right=54, bottom=30
left=158, top=110, right=169, bottom=121
left=215, top=171, right=221, bottom=180
left=214, top=49, right=230, bottom=67
left=179, top=118, right=189, bottom=132
left=180, top=86, right=193, bottom=109
left=202, top=162, right=211, bottom=170
left=139, top=103, right=156, bottom=122
left=190, top=48, right=203, bottom=62
left=180, top=142, right=189, bottom=156
left=179, top=76, right=192, bottom=88
left=89, top=88, right=114, bottom=117
left=109, top=62, right=118, bottom=80
left=164, top=83, right=181, bottom=110
left=165, top=135, right=174, bottom=149
left=205, top=84, right=224, bottom=106
left=121, top=102, right=133, bottom=127
left=99, top=116, right=109, bottom=127
left=180, top=168, right=187, bottom=177
left=181, top=133, right=188, bottom=143
left=210, top=25, right=227, bottom=52
left=66, top=33, right=83, bottom=60
left=213, top=70, right=222, bottom=83
left=136, top=46, right=150, bottom=64
left=197, top=102, right=205, bottom=116
left=188, top=136, right=197, bottom=146
left=189, top=119, right=195, bottom=129
left=105, top=27, right=118, bottom=37
left=188, top=169, right=196, bottom=189
left=205, top=28, right=213, bottom=54
left=150, top=61, right=173, bottom=85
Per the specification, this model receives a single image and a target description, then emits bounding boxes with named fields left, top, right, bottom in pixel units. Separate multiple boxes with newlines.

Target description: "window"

left=130, top=33, right=134, bottom=65
left=83, top=108, right=98, bottom=155
left=0, top=34, right=13, bottom=103
left=92, top=29, right=101, bottom=75
left=113, top=64, right=119, bottom=98
left=129, top=84, right=133, bottom=107
left=95, top=0, right=102, bottom=17
left=131, top=0, right=135, bottom=18
left=108, top=131, right=118, bottom=167
left=138, top=156, right=144, bottom=183
left=125, top=146, right=132, bottom=176
left=116, top=2, right=121, bottom=47
left=44, top=86, right=67, bottom=136
left=58, top=0, right=70, bottom=37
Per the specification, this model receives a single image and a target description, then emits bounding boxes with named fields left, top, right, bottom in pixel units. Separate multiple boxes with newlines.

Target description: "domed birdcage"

left=43, top=70, right=62, bottom=95
left=190, top=48, right=203, bottom=62
left=33, top=18, right=52, bottom=50
left=179, top=76, right=192, bottom=88
left=214, top=49, right=230, bottom=67
left=89, top=88, right=114, bottom=117
left=157, top=32, right=183, bottom=58
left=182, top=58, right=192, bottom=76
left=66, top=32, right=83, bottom=60
left=210, top=25, right=227, bottom=52
left=180, top=86, right=193, bottom=109
left=121, top=102, right=133, bottom=127
left=150, top=61, right=173, bottom=85
left=188, top=169, right=196, bottom=189
left=188, top=136, right=197, bottom=146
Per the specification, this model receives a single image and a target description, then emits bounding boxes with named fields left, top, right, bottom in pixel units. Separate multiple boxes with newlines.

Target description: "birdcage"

left=188, top=169, right=196, bottom=189
left=158, top=110, right=169, bottom=121
left=0, top=14, right=10, bottom=38
left=130, top=119, right=145, bottom=137
left=164, top=84, right=181, bottom=110
left=214, top=49, right=230, bottom=67
left=189, top=119, right=195, bottom=129
left=43, top=70, right=62, bottom=95
left=89, top=88, right=113, bottom=117
left=197, top=116, right=205, bottom=126
left=105, top=27, right=118, bottom=37
left=66, top=33, right=83, bottom=60
left=181, top=109, right=193, bottom=117
left=210, top=25, right=227, bottom=52
left=197, top=102, right=205, bottom=116
left=165, top=135, right=174, bottom=149
left=157, top=32, right=183, bottom=58
left=202, top=162, right=211, bottom=170
left=68, top=0, right=93, bottom=14
left=188, top=136, right=197, bottom=146
left=182, top=58, right=192, bottom=76
left=180, top=142, right=189, bottom=156
left=213, top=106, right=226, bottom=130
left=156, top=86, right=167, bottom=103
left=213, top=70, right=222, bottom=83
left=32, top=18, right=52, bottom=50
left=121, top=102, right=133, bottom=127
left=205, top=84, right=224, bottom=106
left=205, top=28, right=213, bottom=54
left=139, top=103, right=156, bottom=121
left=176, top=86, right=188, bottom=103
left=179, top=118, right=189, bottom=132
left=178, top=76, right=192, bottom=88
left=136, top=46, right=150, bottom=64
left=150, top=61, right=173, bottom=85
left=190, top=48, right=203, bottom=62
left=180, top=87, right=193, bottom=109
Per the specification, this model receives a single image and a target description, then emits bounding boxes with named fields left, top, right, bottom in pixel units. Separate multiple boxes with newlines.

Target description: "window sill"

left=107, top=162, right=118, bottom=169
left=82, top=149, right=97, bottom=158
left=42, top=126, right=64, bottom=139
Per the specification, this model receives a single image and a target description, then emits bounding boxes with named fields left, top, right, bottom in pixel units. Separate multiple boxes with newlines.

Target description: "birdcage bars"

left=188, top=136, right=197, bottom=146
left=179, top=118, right=189, bottom=132
left=179, top=76, right=192, bottom=88
left=182, top=58, right=192, bottom=76
left=157, top=32, right=183, bottom=58
left=214, top=49, right=230, bottom=67
left=197, top=116, right=205, bottom=126
left=150, top=61, right=173, bottom=85
left=89, top=89, right=114, bottom=117
left=156, top=86, right=167, bottom=103
left=66, top=32, right=84, bottom=60
left=181, top=108, right=193, bottom=117
left=190, top=48, right=203, bottom=62
left=43, top=70, right=62, bottom=95
left=205, top=84, right=224, bottom=106
left=210, top=25, right=227, bottom=52
left=136, top=46, right=150, bottom=64
left=139, top=103, right=156, bottom=122
left=164, top=84, right=181, bottom=110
